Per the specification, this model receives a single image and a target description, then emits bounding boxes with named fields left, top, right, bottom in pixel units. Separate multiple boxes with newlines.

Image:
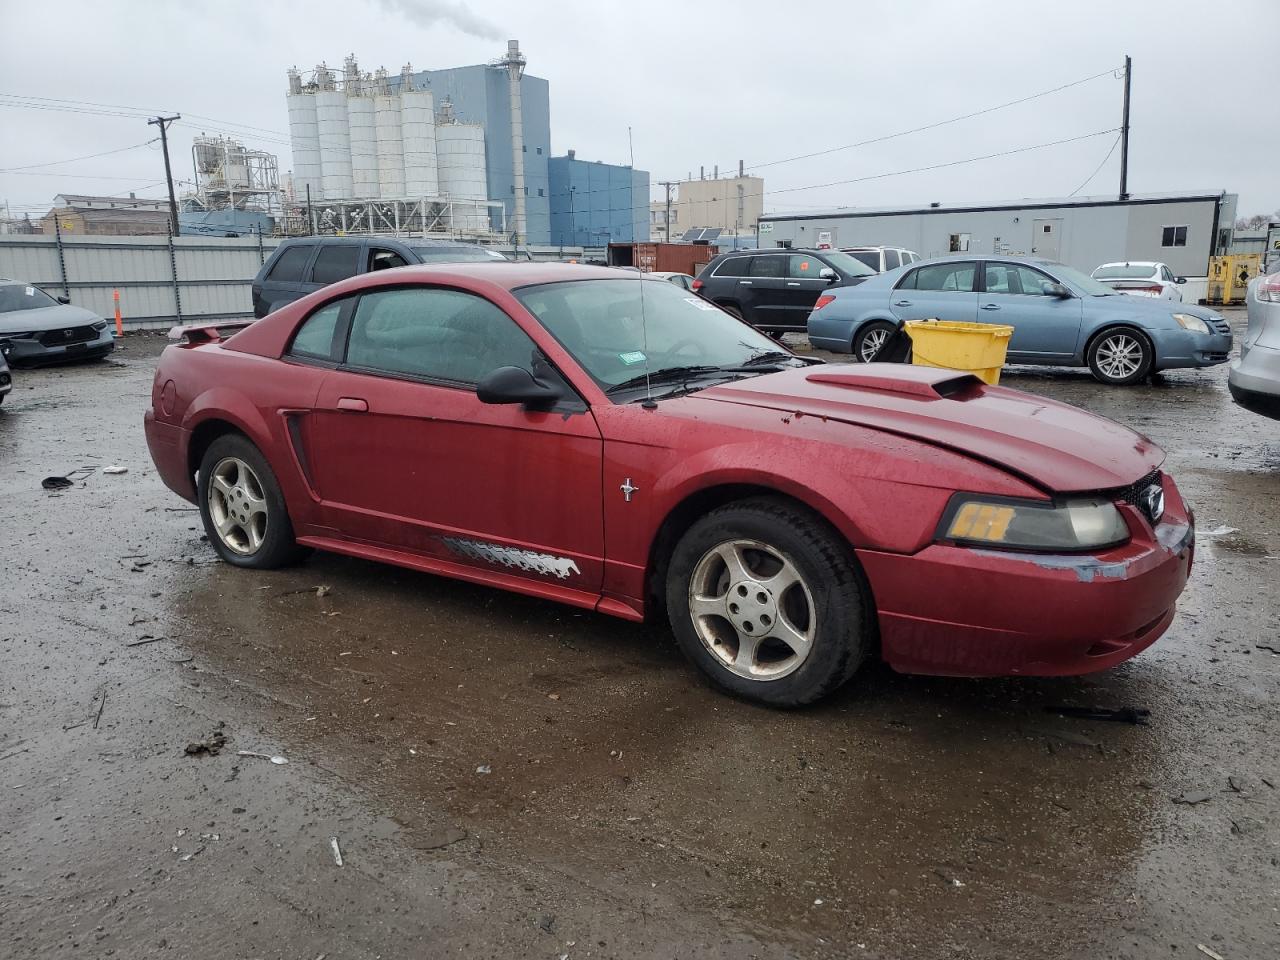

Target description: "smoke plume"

left=372, top=0, right=505, bottom=41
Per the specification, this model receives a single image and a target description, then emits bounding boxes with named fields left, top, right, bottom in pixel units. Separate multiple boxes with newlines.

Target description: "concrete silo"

left=372, top=67, right=405, bottom=200
left=315, top=63, right=353, bottom=200
left=399, top=65, right=438, bottom=199
left=435, top=97, right=487, bottom=232
left=285, top=67, right=323, bottom=201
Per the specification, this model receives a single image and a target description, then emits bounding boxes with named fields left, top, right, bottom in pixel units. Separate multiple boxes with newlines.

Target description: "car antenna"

left=638, top=254, right=657, bottom=409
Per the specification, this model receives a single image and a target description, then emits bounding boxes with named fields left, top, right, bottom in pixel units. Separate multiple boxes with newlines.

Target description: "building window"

left=522, top=145, right=527, bottom=153
left=1162, top=225, right=1188, bottom=247
left=510, top=185, right=515, bottom=194
left=537, top=188, right=544, bottom=197
left=536, top=147, right=542, bottom=155
left=949, top=232, right=971, bottom=252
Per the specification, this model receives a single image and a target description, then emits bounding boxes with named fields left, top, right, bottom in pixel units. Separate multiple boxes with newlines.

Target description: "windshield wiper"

left=606, top=365, right=722, bottom=394
left=739, top=350, right=795, bottom=366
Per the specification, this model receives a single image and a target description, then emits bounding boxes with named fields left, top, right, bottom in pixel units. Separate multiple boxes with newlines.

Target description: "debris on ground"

left=316, top=585, right=331, bottom=597
left=329, top=836, right=344, bottom=867
left=42, top=466, right=96, bottom=491
left=92, top=687, right=107, bottom=730
left=237, top=750, right=289, bottom=765
left=1201, top=525, right=1238, bottom=537
left=1197, top=944, right=1226, bottom=960
left=102, top=465, right=128, bottom=475
left=125, top=635, right=165, bottom=647
left=1172, top=790, right=1214, bottom=805
left=1255, top=644, right=1280, bottom=655
left=476, top=764, right=492, bottom=775
left=537, top=914, right=556, bottom=934
left=184, top=726, right=227, bottom=757
left=1045, top=705, right=1150, bottom=724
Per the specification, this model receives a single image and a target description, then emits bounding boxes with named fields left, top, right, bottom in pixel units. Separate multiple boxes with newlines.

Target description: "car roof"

left=1095, top=261, right=1160, bottom=268
left=335, top=261, right=647, bottom=290
left=718, top=247, right=824, bottom=257
left=842, top=245, right=906, bottom=252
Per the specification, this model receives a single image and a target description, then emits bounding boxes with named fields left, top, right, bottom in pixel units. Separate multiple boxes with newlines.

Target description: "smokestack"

left=714, top=165, right=718, bottom=179
left=700, top=166, right=704, bottom=180
left=739, top=159, right=743, bottom=178
left=499, top=39, right=528, bottom=247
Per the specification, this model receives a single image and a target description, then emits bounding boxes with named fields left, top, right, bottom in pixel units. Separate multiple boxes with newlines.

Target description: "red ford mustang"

left=145, top=263, right=1194, bottom=706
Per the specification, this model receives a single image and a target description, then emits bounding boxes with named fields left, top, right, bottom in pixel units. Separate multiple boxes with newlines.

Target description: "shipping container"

left=608, top=242, right=719, bottom=276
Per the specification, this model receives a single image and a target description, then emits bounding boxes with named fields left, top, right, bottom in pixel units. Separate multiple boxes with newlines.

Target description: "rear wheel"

left=198, top=434, right=306, bottom=569
left=853, top=320, right=896, bottom=362
left=1087, top=327, right=1153, bottom=385
left=665, top=497, right=872, bottom=707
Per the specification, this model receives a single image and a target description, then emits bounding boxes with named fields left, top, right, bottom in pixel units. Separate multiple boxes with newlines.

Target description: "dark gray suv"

left=252, top=237, right=508, bottom=318
left=692, top=248, right=876, bottom=332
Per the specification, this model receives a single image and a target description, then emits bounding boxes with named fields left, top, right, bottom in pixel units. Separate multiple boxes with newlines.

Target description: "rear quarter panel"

left=807, top=276, right=900, bottom=351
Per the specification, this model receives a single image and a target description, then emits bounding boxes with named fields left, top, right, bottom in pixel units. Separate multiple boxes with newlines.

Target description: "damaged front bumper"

left=858, top=475, right=1194, bottom=677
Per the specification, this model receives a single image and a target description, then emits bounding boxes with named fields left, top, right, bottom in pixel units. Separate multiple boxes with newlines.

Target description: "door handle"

left=786, top=282, right=801, bottom=287
left=739, top=280, right=753, bottom=285
left=980, top=303, right=1001, bottom=311
left=893, top=299, right=912, bottom=306
left=336, top=397, right=368, bottom=412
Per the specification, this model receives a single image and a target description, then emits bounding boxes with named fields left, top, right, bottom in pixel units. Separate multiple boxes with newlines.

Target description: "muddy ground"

left=1, top=316, right=1277, bottom=959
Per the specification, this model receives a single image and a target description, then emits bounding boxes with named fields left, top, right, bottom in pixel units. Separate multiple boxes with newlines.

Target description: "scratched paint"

left=973, top=549, right=1130, bottom=583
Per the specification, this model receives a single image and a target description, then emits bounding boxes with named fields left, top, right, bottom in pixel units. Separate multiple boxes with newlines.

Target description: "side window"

left=787, top=254, right=823, bottom=279
left=370, top=248, right=409, bottom=271
left=897, top=267, right=918, bottom=290
left=346, top=288, right=537, bottom=386
left=288, top=300, right=345, bottom=361
left=310, top=244, right=361, bottom=285
left=266, top=245, right=314, bottom=282
left=714, top=256, right=749, bottom=278
left=749, top=255, right=785, bottom=278
left=1013, top=265, right=1057, bottom=296
left=984, top=263, right=1012, bottom=293
left=883, top=249, right=901, bottom=270
left=913, top=261, right=976, bottom=292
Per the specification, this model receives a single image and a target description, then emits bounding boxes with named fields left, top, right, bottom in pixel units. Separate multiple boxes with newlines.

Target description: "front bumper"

left=2, top=327, right=115, bottom=366
left=857, top=475, right=1194, bottom=677
left=1149, top=326, right=1232, bottom=368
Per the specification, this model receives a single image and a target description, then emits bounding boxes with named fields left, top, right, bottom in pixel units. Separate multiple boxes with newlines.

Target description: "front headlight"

left=938, top=495, right=1130, bottom=552
left=92, top=320, right=108, bottom=331
left=1173, top=313, right=1210, bottom=335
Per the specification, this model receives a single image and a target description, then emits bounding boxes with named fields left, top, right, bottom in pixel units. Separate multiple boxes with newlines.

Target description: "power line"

left=1068, top=133, right=1122, bottom=197
left=0, top=140, right=157, bottom=173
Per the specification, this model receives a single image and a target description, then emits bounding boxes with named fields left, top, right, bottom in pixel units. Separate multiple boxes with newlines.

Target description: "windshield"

left=409, top=245, right=508, bottom=262
left=1045, top=262, right=1118, bottom=296
left=516, top=278, right=789, bottom=392
left=846, top=250, right=880, bottom=270
left=1093, top=264, right=1156, bottom=280
left=0, top=283, right=59, bottom=313
left=817, top=250, right=877, bottom=277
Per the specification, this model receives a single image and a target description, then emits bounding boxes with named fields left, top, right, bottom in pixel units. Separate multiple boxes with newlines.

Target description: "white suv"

left=842, top=246, right=920, bottom=273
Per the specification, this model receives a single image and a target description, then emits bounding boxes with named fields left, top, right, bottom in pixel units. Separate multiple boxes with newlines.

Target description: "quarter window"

left=902, top=261, right=976, bottom=292
left=1162, top=225, right=1188, bottom=247
left=345, top=288, right=537, bottom=386
left=1161, top=265, right=1176, bottom=282
left=267, top=245, right=314, bottom=282
left=310, top=244, right=361, bottom=285
left=288, top=300, right=345, bottom=361
left=883, top=249, right=901, bottom=270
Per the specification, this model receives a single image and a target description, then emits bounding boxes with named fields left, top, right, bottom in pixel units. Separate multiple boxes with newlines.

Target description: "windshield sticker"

left=619, top=351, right=647, bottom=365
left=683, top=297, right=717, bottom=311
left=25, top=287, right=35, bottom=296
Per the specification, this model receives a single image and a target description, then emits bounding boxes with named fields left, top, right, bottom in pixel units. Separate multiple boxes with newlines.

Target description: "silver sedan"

left=1228, top=261, right=1280, bottom=419
left=0, top=281, right=114, bottom=366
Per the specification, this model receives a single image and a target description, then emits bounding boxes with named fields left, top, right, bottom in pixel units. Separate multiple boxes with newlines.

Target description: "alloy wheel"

left=1095, top=334, right=1144, bottom=381
left=207, top=456, right=269, bottom=555
left=687, top=538, right=817, bottom=681
left=859, top=327, right=889, bottom=362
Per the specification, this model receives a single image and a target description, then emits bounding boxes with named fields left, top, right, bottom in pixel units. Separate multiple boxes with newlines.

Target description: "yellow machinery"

left=1206, top=254, right=1261, bottom=305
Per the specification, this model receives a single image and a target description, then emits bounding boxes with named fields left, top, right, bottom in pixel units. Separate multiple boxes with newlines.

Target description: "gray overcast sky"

left=2, top=0, right=1277, bottom=219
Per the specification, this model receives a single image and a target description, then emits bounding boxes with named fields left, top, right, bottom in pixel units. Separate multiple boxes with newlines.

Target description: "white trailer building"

left=758, top=191, right=1237, bottom=280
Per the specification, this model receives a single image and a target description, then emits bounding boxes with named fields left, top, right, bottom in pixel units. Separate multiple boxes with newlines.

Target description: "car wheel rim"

left=687, top=538, right=816, bottom=681
left=859, top=328, right=888, bottom=362
left=1096, top=335, right=1143, bottom=380
left=208, top=456, right=268, bottom=555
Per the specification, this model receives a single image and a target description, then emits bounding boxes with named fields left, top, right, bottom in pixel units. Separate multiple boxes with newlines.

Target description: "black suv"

left=693, top=248, right=876, bottom=332
left=252, top=237, right=508, bottom=318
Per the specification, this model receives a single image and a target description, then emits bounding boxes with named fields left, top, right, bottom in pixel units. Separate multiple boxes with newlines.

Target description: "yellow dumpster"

left=905, top=320, right=1014, bottom=385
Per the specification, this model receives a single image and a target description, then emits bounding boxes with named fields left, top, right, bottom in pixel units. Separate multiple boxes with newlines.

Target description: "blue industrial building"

left=411, top=64, right=552, bottom=244
left=547, top=151, right=650, bottom=248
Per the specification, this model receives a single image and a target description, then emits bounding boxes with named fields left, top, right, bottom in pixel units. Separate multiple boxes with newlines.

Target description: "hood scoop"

left=806, top=366, right=986, bottom=400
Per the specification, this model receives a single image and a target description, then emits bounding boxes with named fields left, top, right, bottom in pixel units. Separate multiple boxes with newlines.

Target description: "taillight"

left=813, top=294, right=835, bottom=311
left=1259, top=275, right=1280, bottom=303
left=691, top=278, right=703, bottom=292
left=1137, top=286, right=1163, bottom=295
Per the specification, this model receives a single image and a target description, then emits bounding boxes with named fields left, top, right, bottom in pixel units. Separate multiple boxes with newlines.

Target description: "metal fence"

left=0, top=231, right=281, bottom=330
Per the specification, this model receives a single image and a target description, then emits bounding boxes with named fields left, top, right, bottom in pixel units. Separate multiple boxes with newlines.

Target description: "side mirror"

left=57, top=296, right=71, bottom=304
left=819, top=267, right=837, bottom=283
left=1175, top=276, right=1187, bottom=285
left=1043, top=282, right=1071, bottom=299
left=476, top=365, right=562, bottom=407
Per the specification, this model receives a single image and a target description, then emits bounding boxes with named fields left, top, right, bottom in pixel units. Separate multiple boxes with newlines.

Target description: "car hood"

left=696, top=364, right=1162, bottom=493
left=1087, top=294, right=1213, bottom=320
left=0, top=304, right=101, bottom=334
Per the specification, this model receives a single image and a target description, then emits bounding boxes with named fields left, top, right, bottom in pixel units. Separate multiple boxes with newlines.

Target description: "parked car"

left=1228, top=261, right=1280, bottom=419
left=146, top=262, right=1193, bottom=707
left=252, top=237, right=508, bottom=318
left=0, top=280, right=114, bottom=366
left=0, top=348, right=11, bottom=404
left=649, top=271, right=697, bottom=292
left=692, top=248, right=876, bottom=333
left=808, top=255, right=1232, bottom=384
left=842, top=246, right=922, bottom=273
left=1091, top=261, right=1186, bottom=301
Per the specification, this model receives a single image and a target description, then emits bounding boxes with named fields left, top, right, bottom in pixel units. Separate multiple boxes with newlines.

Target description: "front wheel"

left=853, top=320, right=896, bottom=362
left=665, top=498, right=873, bottom=707
left=197, top=433, right=307, bottom=569
left=1087, top=328, right=1153, bottom=385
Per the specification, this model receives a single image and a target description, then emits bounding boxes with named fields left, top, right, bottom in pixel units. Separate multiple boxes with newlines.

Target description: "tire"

left=665, top=497, right=873, bottom=707
left=1087, top=327, right=1154, bottom=385
left=852, top=320, right=896, bottom=362
left=197, top=433, right=306, bottom=569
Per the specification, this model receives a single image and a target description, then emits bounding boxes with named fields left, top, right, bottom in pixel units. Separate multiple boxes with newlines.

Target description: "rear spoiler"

left=168, top=319, right=256, bottom=345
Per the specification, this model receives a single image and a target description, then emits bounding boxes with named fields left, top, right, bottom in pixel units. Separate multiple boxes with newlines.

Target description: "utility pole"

left=658, top=180, right=676, bottom=242
left=1119, top=55, right=1131, bottom=201
left=148, top=114, right=182, bottom=236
